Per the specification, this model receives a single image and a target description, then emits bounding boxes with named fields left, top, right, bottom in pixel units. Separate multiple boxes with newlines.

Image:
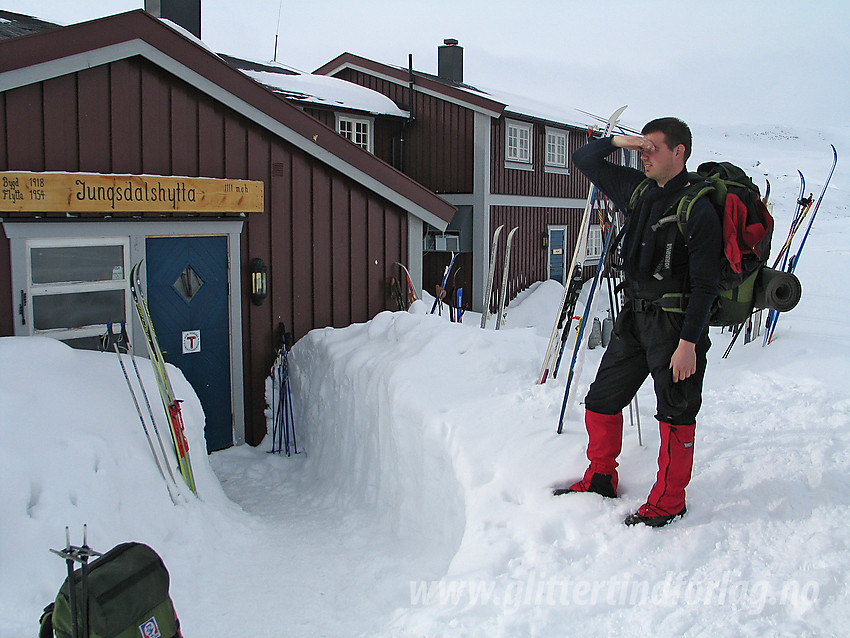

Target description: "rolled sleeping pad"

left=754, top=267, right=802, bottom=313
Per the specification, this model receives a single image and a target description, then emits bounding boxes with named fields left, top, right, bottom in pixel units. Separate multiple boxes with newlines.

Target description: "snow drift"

left=1, top=123, right=849, bottom=637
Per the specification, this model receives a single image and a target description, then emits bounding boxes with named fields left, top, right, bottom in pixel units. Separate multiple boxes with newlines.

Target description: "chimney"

left=438, top=38, right=463, bottom=84
left=145, top=0, right=201, bottom=39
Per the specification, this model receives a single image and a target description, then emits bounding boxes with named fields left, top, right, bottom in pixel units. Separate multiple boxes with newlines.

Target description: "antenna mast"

left=273, top=0, right=284, bottom=61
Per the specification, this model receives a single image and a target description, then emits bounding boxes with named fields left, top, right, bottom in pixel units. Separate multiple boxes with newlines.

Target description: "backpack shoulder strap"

left=628, top=177, right=653, bottom=213
left=648, top=176, right=718, bottom=282
left=39, top=602, right=54, bottom=638
left=673, top=178, right=719, bottom=235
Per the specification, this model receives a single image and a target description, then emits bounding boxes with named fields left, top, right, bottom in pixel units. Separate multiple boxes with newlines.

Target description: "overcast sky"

left=4, top=1, right=848, bottom=129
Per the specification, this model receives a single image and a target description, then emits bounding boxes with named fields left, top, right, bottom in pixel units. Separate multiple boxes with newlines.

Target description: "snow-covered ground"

left=1, top=123, right=847, bottom=637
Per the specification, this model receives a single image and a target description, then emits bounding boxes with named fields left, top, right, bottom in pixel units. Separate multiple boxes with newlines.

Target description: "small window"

left=545, top=128, right=568, bottom=168
left=25, top=239, right=130, bottom=346
left=336, top=115, right=373, bottom=153
left=586, top=225, right=603, bottom=260
left=506, top=120, right=533, bottom=164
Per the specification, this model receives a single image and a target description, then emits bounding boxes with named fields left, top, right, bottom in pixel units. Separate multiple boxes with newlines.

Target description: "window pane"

left=546, top=132, right=567, bottom=166
left=33, top=289, right=125, bottom=330
left=507, top=123, right=531, bottom=162
left=337, top=118, right=371, bottom=150
left=519, top=129, right=528, bottom=157
left=586, top=227, right=603, bottom=258
left=354, top=122, right=369, bottom=149
left=507, top=125, right=521, bottom=160
left=31, top=245, right=124, bottom=284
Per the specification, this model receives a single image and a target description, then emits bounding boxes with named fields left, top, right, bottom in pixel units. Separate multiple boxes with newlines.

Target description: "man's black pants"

left=584, top=304, right=710, bottom=425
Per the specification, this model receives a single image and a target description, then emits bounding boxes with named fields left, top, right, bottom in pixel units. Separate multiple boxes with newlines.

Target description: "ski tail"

left=538, top=105, right=627, bottom=384
left=765, top=145, right=837, bottom=346
left=557, top=203, right=620, bottom=433
left=395, top=262, right=419, bottom=304
left=495, top=227, right=519, bottom=330
left=480, top=225, right=504, bottom=328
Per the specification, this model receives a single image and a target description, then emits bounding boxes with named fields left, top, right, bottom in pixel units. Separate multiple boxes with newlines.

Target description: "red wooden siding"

left=0, top=55, right=411, bottom=445
left=334, top=68, right=475, bottom=194
left=490, top=116, right=592, bottom=198
left=110, top=58, right=143, bottom=174
left=489, top=205, right=586, bottom=309
left=303, top=106, right=402, bottom=167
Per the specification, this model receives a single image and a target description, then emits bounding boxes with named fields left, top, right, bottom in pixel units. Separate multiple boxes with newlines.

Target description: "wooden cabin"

left=0, top=10, right=454, bottom=449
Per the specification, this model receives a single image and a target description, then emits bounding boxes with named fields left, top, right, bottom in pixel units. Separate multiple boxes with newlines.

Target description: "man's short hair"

left=642, top=117, right=692, bottom=161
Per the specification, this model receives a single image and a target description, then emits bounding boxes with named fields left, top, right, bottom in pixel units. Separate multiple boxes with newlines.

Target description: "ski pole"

left=126, top=340, right=181, bottom=497
left=80, top=525, right=90, bottom=638
left=283, top=336, right=298, bottom=455
left=765, top=145, right=837, bottom=345
left=115, top=344, right=178, bottom=504
left=63, top=527, right=79, bottom=638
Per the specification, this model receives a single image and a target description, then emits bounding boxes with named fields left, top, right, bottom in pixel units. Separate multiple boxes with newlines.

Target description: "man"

left=560, top=117, right=721, bottom=528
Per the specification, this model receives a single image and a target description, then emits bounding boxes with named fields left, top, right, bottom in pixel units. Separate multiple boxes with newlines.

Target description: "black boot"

left=624, top=506, right=687, bottom=528
left=553, top=473, right=617, bottom=498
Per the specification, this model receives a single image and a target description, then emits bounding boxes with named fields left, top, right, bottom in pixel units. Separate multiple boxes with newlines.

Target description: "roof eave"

left=0, top=11, right=454, bottom=228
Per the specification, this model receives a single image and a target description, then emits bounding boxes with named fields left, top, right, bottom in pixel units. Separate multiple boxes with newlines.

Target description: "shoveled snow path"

left=208, top=447, right=455, bottom=637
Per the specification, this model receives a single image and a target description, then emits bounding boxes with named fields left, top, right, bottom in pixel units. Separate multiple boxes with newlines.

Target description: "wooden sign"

left=0, top=172, right=264, bottom=214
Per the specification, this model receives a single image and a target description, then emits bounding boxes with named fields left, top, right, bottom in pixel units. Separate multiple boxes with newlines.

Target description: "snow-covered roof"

left=472, top=84, right=591, bottom=130
left=241, top=67, right=409, bottom=117
left=317, top=54, right=598, bottom=131
left=0, top=9, right=61, bottom=40
left=221, top=54, right=408, bottom=118
left=0, top=10, right=407, bottom=119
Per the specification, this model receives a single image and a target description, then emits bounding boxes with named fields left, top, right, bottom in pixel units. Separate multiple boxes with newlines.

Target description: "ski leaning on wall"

left=495, top=227, right=519, bottom=330
left=430, top=252, right=459, bottom=315
left=129, top=261, right=197, bottom=495
left=480, top=225, right=504, bottom=328
left=479, top=225, right=519, bottom=329
left=395, top=262, right=419, bottom=306
left=537, top=105, right=627, bottom=383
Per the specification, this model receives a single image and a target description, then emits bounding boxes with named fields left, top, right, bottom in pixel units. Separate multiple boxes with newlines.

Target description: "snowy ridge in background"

left=1, top=123, right=848, bottom=637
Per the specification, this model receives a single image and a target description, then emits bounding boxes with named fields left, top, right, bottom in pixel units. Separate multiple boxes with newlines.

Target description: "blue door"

left=145, top=236, right=232, bottom=451
left=548, top=228, right=566, bottom=283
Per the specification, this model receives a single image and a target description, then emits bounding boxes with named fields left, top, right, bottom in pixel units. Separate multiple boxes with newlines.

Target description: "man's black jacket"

left=572, top=137, right=721, bottom=343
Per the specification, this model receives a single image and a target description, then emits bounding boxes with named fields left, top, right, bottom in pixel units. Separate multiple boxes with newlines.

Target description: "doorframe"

left=4, top=219, right=247, bottom=445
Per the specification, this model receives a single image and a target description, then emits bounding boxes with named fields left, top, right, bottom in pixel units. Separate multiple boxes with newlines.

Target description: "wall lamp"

left=250, top=257, right=268, bottom=306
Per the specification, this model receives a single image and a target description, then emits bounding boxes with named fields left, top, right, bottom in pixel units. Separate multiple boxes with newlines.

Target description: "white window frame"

left=505, top=119, right=533, bottom=168
left=24, top=237, right=131, bottom=343
left=336, top=114, right=374, bottom=153
left=586, top=225, right=603, bottom=260
left=545, top=127, right=569, bottom=173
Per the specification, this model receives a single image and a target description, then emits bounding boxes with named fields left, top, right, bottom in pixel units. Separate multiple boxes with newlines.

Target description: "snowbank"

left=0, top=337, right=242, bottom=635
left=1, top=123, right=848, bottom=636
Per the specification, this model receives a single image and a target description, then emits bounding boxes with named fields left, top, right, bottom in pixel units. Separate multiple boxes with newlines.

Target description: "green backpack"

left=628, top=161, right=778, bottom=326
left=40, top=542, right=181, bottom=638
